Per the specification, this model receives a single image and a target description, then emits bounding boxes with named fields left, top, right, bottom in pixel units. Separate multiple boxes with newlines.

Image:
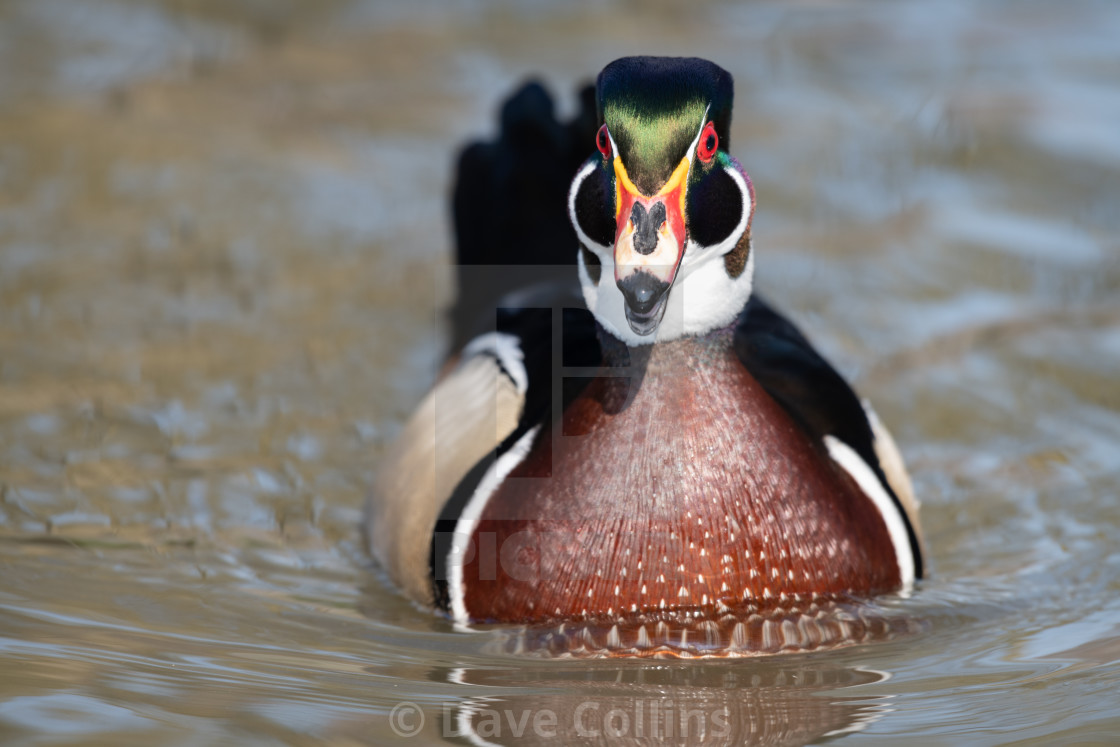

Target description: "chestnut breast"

left=459, top=328, right=899, bottom=624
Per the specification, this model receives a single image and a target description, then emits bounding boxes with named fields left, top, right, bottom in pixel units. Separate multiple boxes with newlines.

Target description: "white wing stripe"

left=824, top=435, right=916, bottom=590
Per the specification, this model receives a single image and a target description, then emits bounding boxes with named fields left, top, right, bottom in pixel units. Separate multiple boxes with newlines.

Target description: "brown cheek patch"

left=457, top=329, right=905, bottom=656
left=723, top=230, right=751, bottom=278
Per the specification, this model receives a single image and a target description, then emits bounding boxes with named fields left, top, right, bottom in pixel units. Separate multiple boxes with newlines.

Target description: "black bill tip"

left=619, top=271, right=670, bottom=335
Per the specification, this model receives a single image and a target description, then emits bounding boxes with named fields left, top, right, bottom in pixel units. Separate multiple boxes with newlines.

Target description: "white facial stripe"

left=823, top=435, right=916, bottom=590
left=682, top=164, right=752, bottom=266
left=567, top=160, right=612, bottom=256
left=579, top=237, right=754, bottom=346
left=577, top=240, right=596, bottom=286
left=448, top=425, right=541, bottom=627
left=683, top=103, right=712, bottom=168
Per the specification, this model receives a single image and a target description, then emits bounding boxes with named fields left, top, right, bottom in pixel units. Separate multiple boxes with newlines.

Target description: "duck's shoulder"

left=732, top=295, right=925, bottom=577
left=366, top=284, right=598, bottom=605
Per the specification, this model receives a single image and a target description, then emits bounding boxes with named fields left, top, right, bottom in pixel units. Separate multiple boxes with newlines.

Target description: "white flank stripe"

left=824, top=435, right=915, bottom=589
left=448, top=425, right=541, bottom=626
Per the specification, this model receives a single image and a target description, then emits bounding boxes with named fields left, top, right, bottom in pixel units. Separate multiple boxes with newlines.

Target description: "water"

left=1, top=0, right=1118, bottom=744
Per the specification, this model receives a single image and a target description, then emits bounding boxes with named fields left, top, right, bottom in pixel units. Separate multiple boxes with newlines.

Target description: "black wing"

left=431, top=287, right=601, bottom=609
left=449, top=81, right=598, bottom=350
left=733, top=295, right=923, bottom=578
left=434, top=79, right=602, bottom=605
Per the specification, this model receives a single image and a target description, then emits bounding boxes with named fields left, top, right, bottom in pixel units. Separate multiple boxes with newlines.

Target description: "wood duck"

left=367, top=57, right=924, bottom=655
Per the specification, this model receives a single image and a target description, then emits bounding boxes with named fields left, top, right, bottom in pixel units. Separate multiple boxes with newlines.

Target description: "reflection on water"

left=1, top=0, right=1119, bottom=744
left=444, top=663, right=892, bottom=745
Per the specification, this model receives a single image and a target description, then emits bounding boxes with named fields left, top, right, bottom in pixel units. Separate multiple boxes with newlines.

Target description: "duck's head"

left=568, top=57, right=756, bottom=346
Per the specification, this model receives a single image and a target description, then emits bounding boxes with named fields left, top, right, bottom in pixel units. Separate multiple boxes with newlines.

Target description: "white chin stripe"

left=579, top=241, right=755, bottom=347
left=577, top=243, right=639, bottom=345
left=448, top=425, right=541, bottom=626
left=824, top=435, right=916, bottom=590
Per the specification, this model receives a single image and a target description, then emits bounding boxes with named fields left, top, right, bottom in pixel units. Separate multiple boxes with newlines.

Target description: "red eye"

left=596, top=124, right=612, bottom=158
left=697, top=121, right=718, bottom=163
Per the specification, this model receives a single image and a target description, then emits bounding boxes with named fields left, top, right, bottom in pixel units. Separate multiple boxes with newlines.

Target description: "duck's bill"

left=612, top=155, right=690, bottom=336
left=618, top=271, right=671, bottom=335
left=613, top=213, right=683, bottom=336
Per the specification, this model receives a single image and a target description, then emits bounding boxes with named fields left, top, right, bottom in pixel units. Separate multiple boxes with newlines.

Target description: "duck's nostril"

left=630, top=202, right=664, bottom=256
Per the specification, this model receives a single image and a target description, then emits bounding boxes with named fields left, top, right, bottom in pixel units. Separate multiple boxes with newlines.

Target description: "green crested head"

left=597, top=56, right=734, bottom=194
left=569, top=56, right=754, bottom=345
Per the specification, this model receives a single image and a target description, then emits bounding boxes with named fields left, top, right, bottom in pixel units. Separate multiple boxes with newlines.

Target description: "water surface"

left=1, top=1, right=1118, bottom=744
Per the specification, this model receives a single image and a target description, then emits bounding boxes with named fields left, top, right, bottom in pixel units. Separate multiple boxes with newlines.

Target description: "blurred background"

left=0, top=0, right=1118, bottom=744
